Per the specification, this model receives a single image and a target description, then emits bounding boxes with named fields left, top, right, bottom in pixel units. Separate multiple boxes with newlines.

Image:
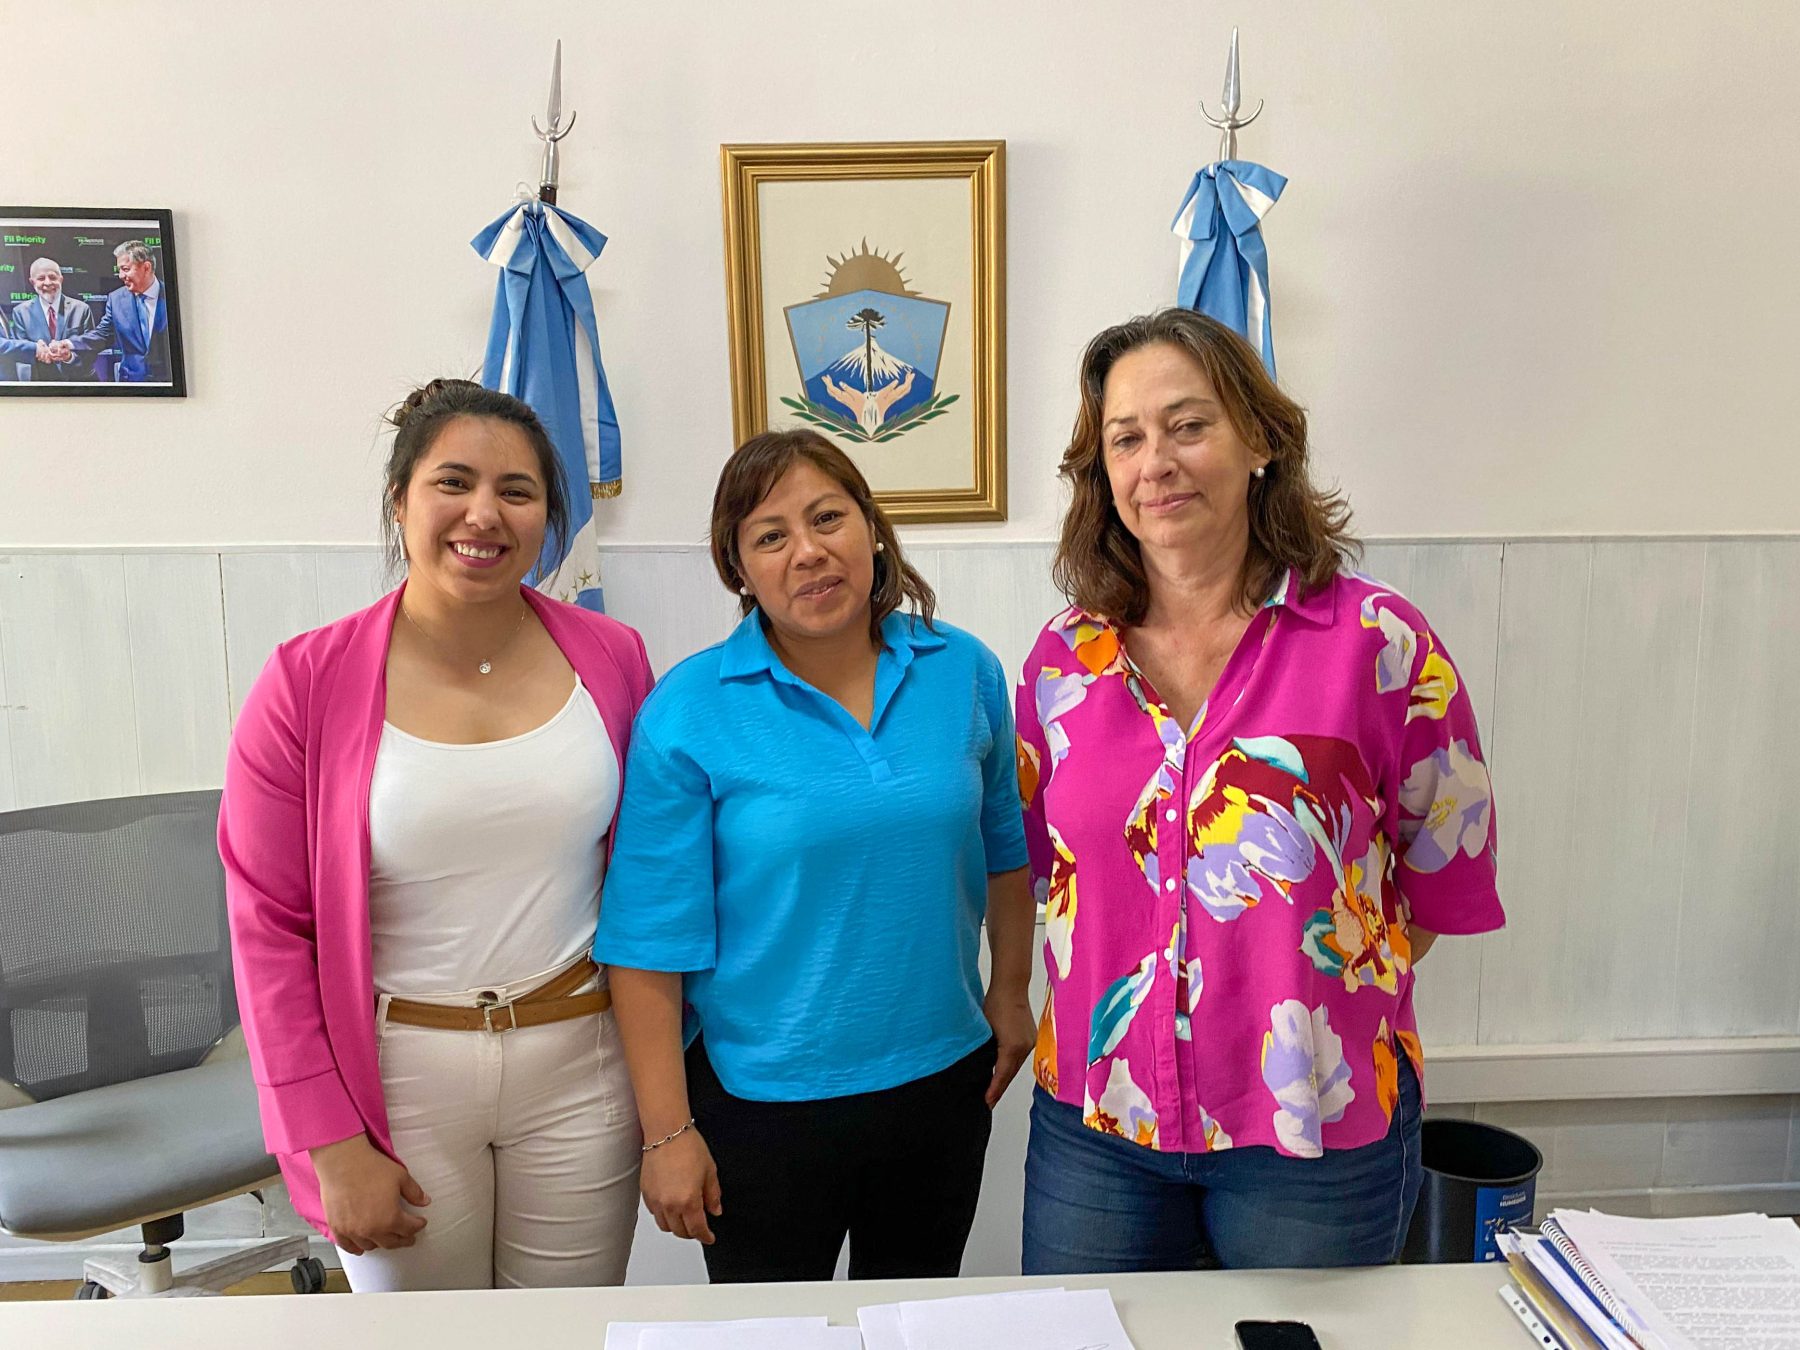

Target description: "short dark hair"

left=1054, top=309, right=1358, bottom=623
left=381, top=379, right=570, bottom=579
left=708, top=428, right=935, bottom=644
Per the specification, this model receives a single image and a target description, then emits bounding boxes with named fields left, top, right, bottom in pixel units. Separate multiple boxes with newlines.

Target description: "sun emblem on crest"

left=814, top=240, right=918, bottom=299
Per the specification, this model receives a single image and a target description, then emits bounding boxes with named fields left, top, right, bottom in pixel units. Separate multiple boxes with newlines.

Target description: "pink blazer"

left=218, top=586, right=653, bottom=1234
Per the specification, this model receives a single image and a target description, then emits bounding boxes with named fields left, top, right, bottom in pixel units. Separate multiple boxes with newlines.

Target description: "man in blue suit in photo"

left=0, top=315, right=47, bottom=381
left=69, top=240, right=171, bottom=383
left=9, top=257, right=95, bottom=381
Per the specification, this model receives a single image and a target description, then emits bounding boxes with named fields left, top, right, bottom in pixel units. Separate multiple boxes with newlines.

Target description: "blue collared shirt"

left=595, top=609, right=1028, bottom=1101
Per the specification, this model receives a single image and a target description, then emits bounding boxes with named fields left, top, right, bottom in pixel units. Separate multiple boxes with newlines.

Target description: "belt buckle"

left=476, top=990, right=517, bottom=1034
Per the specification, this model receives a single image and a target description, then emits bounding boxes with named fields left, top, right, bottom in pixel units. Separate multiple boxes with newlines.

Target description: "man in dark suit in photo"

left=69, top=240, right=171, bottom=382
left=0, top=313, right=48, bottom=381
left=10, top=257, right=95, bottom=381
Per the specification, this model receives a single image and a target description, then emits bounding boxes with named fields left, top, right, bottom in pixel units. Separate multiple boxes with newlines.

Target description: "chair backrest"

left=0, top=790, right=238, bottom=1102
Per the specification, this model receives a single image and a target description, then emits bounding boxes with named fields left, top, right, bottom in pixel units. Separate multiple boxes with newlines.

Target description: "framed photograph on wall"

left=0, top=206, right=187, bottom=397
left=721, top=141, right=1005, bottom=523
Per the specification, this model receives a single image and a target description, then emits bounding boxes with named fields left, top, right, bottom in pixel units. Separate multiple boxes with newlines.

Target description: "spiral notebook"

left=1538, top=1217, right=1638, bottom=1337
left=1502, top=1231, right=1637, bottom=1350
left=1502, top=1209, right=1800, bottom=1350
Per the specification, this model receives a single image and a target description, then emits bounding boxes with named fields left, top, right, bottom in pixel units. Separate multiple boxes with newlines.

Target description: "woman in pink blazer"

left=220, top=380, right=653, bottom=1291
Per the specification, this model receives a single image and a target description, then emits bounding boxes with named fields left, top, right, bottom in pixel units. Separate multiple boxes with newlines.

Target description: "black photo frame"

left=0, top=206, right=187, bottom=397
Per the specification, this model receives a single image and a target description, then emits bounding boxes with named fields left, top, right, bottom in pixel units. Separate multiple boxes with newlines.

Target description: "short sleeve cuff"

left=1399, top=878, right=1505, bottom=936
left=984, top=835, right=1030, bottom=874
left=594, top=931, right=717, bottom=974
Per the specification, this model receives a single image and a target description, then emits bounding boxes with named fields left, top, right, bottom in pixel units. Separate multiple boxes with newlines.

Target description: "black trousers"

left=686, top=1035, right=997, bottom=1283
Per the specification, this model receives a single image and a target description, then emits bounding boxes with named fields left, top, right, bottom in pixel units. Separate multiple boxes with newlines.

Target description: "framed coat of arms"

left=721, top=141, right=1006, bottom=522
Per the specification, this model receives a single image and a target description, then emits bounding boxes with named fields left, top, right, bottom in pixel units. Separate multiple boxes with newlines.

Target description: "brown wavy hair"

left=709, top=429, right=936, bottom=644
left=1053, top=309, right=1358, bottom=624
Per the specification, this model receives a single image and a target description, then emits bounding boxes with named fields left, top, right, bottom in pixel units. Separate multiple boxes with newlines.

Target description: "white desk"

left=1, top=1265, right=1523, bottom=1348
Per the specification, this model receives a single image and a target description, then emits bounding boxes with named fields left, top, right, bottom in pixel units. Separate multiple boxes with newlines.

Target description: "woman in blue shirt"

left=596, top=429, right=1036, bottom=1283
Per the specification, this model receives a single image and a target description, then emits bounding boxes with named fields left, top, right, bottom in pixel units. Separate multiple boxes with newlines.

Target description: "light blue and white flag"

left=472, top=198, right=621, bottom=612
left=1172, top=160, right=1287, bottom=376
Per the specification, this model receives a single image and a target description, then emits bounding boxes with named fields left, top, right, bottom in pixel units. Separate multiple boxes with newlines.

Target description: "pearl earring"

left=1253, top=466, right=1267, bottom=479
left=738, top=585, right=751, bottom=596
left=875, top=541, right=886, bottom=553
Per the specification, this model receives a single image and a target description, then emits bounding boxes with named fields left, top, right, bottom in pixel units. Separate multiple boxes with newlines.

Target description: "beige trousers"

left=337, top=975, right=640, bottom=1291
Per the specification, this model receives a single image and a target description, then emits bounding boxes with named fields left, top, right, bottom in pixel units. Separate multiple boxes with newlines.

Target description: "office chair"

left=0, top=790, right=323, bottom=1297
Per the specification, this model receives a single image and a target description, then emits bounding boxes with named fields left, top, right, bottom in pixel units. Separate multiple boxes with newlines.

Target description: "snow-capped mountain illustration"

left=822, top=338, right=914, bottom=391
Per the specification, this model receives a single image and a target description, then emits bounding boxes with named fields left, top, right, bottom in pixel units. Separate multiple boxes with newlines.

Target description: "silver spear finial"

left=530, top=39, right=578, bottom=204
left=1198, top=27, right=1264, bottom=163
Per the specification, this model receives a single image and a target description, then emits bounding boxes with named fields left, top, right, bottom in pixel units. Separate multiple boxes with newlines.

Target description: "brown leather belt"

left=383, top=957, right=610, bottom=1033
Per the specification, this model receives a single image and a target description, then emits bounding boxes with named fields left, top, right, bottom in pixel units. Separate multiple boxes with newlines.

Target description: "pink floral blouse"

left=1015, top=569, right=1502, bottom=1158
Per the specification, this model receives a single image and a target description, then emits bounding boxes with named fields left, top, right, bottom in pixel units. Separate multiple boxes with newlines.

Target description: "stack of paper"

left=601, top=1292, right=1136, bottom=1350
left=858, top=1287, right=1136, bottom=1350
left=1497, top=1208, right=1800, bottom=1349
left=603, top=1318, right=862, bottom=1350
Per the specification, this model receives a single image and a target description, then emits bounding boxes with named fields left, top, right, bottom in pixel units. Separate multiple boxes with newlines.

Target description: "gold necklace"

left=402, top=602, right=528, bottom=676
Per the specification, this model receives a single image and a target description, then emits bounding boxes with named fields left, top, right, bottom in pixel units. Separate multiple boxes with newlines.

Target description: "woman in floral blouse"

left=1016, top=309, right=1503, bottom=1272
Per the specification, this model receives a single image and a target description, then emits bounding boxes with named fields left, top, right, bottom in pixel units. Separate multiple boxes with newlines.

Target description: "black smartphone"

left=1234, top=1320, right=1323, bottom=1350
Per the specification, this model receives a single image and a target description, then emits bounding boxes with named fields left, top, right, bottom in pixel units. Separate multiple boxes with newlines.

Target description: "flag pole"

left=531, top=39, right=576, bottom=205
left=1198, top=27, right=1264, bottom=163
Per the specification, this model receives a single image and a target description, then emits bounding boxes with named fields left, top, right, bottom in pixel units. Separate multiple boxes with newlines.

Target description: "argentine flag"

left=1172, top=160, right=1287, bottom=376
left=472, top=199, right=622, bottom=612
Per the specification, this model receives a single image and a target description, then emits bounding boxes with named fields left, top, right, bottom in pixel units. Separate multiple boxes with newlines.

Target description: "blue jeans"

left=1021, top=1059, right=1423, bottom=1273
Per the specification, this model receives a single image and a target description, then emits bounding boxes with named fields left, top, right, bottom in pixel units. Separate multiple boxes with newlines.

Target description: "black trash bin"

left=1401, top=1118, right=1543, bottom=1263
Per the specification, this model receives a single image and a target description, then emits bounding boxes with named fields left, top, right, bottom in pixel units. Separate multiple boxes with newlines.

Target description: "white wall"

left=6, top=0, right=1800, bottom=548
left=6, top=0, right=1800, bottom=1286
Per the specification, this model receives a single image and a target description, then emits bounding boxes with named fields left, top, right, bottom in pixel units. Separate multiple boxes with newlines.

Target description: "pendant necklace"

left=402, top=602, right=528, bottom=676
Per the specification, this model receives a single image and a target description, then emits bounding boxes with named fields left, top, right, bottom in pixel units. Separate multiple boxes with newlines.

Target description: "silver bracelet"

left=641, top=1118, right=696, bottom=1153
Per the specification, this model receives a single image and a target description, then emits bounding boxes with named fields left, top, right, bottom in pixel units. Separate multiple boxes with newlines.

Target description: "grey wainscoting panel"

left=0, top=553, right=142, bottom=808
left=1528, top=1098, right=1668, bottom=1197
left=217, top=549, right=429, bottom=724
left=1788, top=1099, right=1800, bottom=1183
left=220, top=553, right=324, bottom=718
left=1412, top=939, right=1488, bottom=1050
left=1478, top=541, right=1593, bottom=1043
left=1360, top=544, right=1504, bottom=1050
left=934, top=544, right=1062, bottom=686
left=1660, top=1094, right=1797, bottom=1189
left=1399, top=542, right=1504, bottom=741
left=1565, top=542, right=1702, bottom=1038
left=902, top=546, right=944, bottom=602
left=597, top=547, right=742, bottom=677
left=1410, top=923, right=1489, bottom=1050
left=0, top=603, right=16, bottom=812
left=313, top=549, right=389, bottom=620
left=122, top=553, right=232, bottom=795
left=1677, top=539, right=1800, bottom=1038
left=1356, top=543, right=1413, bottom=597
left=1480, top=541, right=1705, bottom=1044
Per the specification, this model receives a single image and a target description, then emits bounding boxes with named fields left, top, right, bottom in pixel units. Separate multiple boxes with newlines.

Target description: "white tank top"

left=367, top=679, right=619, bottom=997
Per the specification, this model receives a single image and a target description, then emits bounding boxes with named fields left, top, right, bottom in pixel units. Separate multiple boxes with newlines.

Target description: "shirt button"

left=1165, top=809, right=1177, bottom=823
left=1163, top=878, right=1176, bottom=892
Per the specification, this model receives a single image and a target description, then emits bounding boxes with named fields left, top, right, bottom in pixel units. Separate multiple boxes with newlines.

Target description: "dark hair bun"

left=389, top=378, right=484, bottom=432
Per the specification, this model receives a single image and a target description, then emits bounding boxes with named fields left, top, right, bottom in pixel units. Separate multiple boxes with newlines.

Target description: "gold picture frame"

left=721, top=140, right=1006, bottom=523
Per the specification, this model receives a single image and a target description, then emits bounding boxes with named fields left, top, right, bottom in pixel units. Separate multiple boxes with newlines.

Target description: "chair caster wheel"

left=290, top=1257, right=327, bottom=1294
left=75, top=1280, right=110, bottom=1300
